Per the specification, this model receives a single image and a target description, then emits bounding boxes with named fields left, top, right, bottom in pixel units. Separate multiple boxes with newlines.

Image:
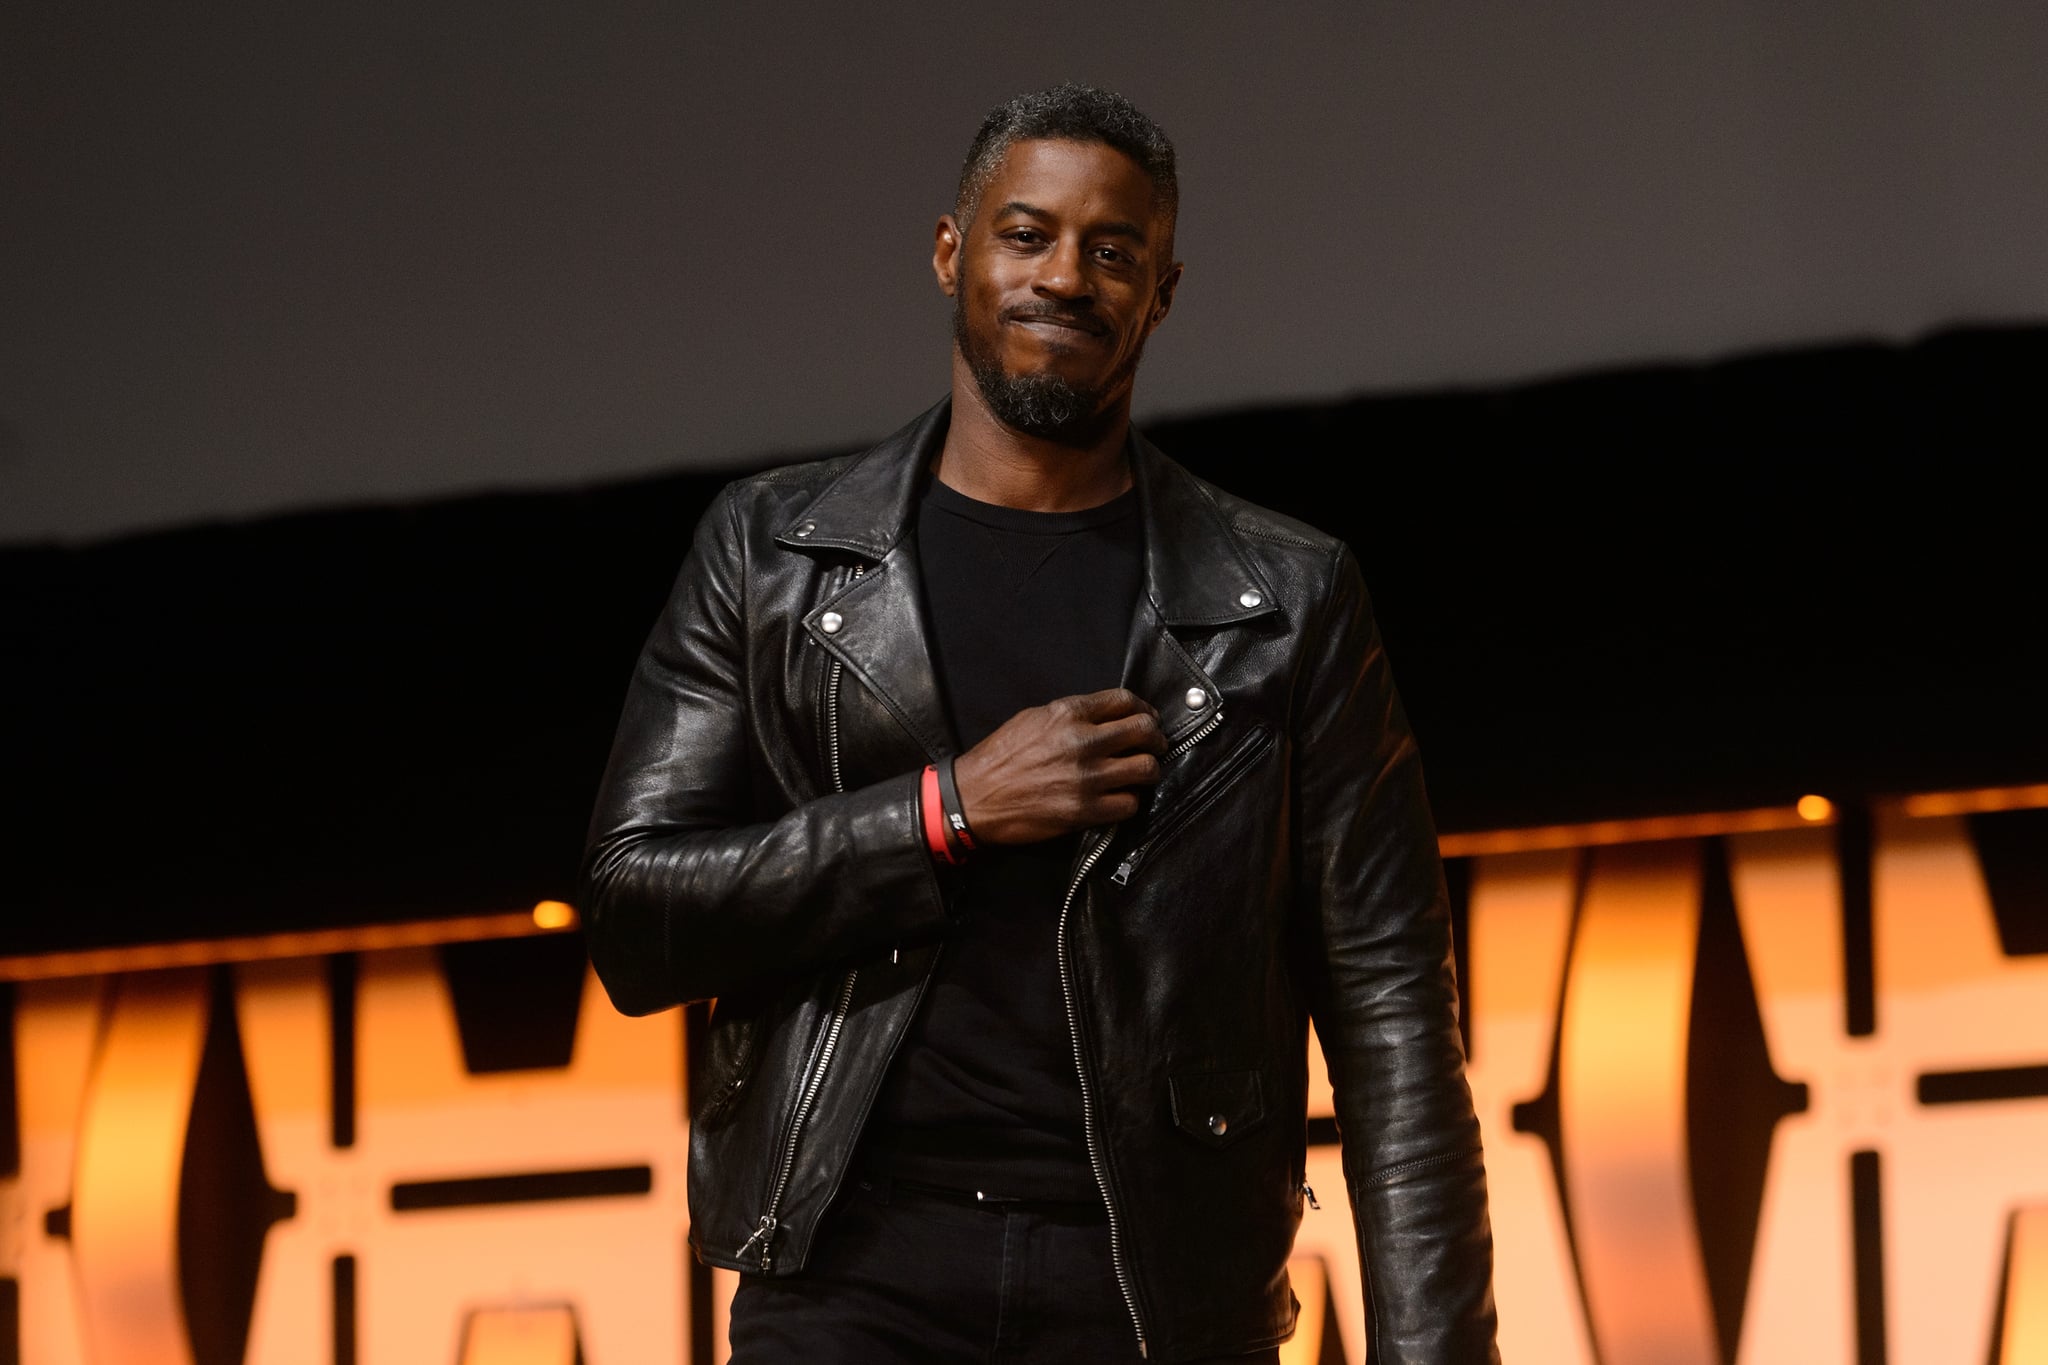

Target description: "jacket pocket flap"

left=1169, top=1069, right=1266, bottom=1148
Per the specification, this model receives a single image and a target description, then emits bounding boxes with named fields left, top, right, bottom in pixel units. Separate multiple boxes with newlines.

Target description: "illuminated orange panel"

left=1467, top=849, right=1597, bottom=1365
left=460, top=1306, right=579, bottom=1365
left=71, top=970, right=210, bottom=1365
left=2002, top=1207, right=2048, bottom=1365
left=1277, top=1255, right=1330, bottom=1365
left=1875, top=809, right=2048, bottom=1364
left=1724, top=824, right=1858, bottom=1362
left=239, top=949, right=694, bottom=1364
left=7, top=978, right=104, bottom=1365
left=711, top=1265, right=740, bottom=1364
left=1559, top=841, right=1717, bottom=1365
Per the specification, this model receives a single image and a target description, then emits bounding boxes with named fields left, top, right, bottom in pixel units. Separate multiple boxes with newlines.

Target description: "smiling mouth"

left=1008, top=314, right=1106, bottom=339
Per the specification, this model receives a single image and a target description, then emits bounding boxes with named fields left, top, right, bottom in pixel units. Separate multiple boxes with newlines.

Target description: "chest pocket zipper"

left=1110, top=723, right=1275, bottom=886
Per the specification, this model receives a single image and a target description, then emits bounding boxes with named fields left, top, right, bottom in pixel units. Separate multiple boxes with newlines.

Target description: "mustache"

left=1002, top=301, right=1108, bottom=335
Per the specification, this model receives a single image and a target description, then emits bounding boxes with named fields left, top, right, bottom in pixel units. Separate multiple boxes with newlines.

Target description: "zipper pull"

left=738, top=1213, right=779, bottom=1270
left=1110, top=854, right=1138, bottom=886
left=1301, top=1181, right=1321, bottom=1210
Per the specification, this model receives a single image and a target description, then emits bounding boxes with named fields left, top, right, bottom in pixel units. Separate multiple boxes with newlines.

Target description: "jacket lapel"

left=803, top=552, right=954, bottom=762
left=776, top=402, right=954, bottom=766
left=1121, top=432, right=1281, bottom=748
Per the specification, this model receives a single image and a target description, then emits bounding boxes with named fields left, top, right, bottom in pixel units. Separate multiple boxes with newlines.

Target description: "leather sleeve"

left=579, top=487, right=951, bottom=1015
left=1292, top=545, right=1500, bottom=1363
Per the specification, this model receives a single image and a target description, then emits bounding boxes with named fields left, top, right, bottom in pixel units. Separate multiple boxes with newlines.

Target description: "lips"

left=1005, top=309, right=1107, bottom=338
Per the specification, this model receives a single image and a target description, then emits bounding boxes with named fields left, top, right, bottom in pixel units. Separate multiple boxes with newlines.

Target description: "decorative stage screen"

left=4, top=788, right=2045, bottom=1364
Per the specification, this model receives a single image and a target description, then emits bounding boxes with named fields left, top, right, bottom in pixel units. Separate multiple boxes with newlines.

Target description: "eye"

left=1002, top=228, right=1046, bottom=248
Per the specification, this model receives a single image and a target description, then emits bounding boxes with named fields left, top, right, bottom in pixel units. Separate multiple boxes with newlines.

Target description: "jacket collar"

left=775, top=397, right=1280, bottom=631
left=1127, top=427, right=1279, bottom=628
left=772, top=401, right=948, bottom=562
left=781, top=397, right=1282, bottom=759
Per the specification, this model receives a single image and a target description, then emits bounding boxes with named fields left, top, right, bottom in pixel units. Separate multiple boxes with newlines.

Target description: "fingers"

left=1092, top=751, right=1163, bottom=790
left=1063, top=687, right=1158, bottom=723
left=1086, top=710, right=1167, bottom=757
left=1057, top=693, right=1164, bottom=760
left=1094, top=790, right=1145, bottom=823
left=961, top=690, right=1181, bottom=844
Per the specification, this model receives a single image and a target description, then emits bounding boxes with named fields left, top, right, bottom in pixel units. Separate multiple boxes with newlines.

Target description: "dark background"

left=6, top=324, right=2043, bottom=955
left=7, top=2, right=2048, bottom=547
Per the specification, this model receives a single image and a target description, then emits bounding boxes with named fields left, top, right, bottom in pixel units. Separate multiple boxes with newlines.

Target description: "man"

left=583, top=85, right=1497, bottom=1363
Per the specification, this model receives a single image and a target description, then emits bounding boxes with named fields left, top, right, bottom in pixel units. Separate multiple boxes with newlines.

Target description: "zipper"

left=824, top=595, right=855, bottom=792
left=1057, top=824, right=1148, bottom=1356
left=1056, top=699, right=1239, bottom=1350
left=1169, top=706, right=1226, bottom=763
left=1110, top=718, right=1271, bottom=887
left=1301, top=1181, right=1321, bottom=1210
left=745, top=564, right=865, bottom=1271
left=740, top=964, right=858, bottom=1268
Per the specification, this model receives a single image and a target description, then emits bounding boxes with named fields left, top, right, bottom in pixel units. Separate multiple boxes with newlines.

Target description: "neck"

left=936, top=350, right=1133, bottom=511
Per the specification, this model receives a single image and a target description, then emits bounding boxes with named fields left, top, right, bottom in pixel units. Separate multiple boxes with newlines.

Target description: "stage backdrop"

left=4, top=785, right=2045, bottom=1365
left=6, top=326, right=2045, bottom=1365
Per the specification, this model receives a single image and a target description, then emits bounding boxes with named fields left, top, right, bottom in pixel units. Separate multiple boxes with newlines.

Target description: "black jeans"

left=727, top=1177, right=1285, bottom=1365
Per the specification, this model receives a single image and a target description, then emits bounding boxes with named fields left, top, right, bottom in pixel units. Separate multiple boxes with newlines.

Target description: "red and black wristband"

left=920, top=763, right=959, bottom=864
left=920, top=757, right=979, bottom=865
left=935, top=753, right=977, bottom=858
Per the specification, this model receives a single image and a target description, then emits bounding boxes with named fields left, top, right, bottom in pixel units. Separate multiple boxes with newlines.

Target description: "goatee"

left=953, top=295, right=1139, bottom=445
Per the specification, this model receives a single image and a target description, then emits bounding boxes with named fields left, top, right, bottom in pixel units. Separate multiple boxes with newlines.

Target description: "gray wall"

left=5, top=1, right=2045, bottom=546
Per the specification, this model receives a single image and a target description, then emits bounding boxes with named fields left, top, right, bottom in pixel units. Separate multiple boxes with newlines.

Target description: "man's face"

left=935, top=138, right=1181, bottom=440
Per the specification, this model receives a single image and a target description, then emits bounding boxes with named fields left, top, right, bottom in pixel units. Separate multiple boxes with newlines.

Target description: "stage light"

left=532, top=900, right=577, bottom=930
left=1796, top=794, right=1834, bottom=822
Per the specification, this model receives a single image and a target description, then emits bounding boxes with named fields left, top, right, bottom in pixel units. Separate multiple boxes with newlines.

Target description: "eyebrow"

left=993, top=200, right=1148, bottom=243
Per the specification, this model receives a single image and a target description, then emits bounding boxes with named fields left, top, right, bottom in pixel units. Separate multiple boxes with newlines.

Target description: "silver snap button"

left=819, top=611, right=844, bottom=634
left=1184, top=687, right=1209, bottom=710
left=1208, top=1114, right=1228, bottom=1137
left=1239, top=589, right=1262, bottom=609
left=793, top=521, right=816, bottom=538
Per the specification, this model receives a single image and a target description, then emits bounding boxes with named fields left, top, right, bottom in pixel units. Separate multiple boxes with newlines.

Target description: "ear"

left=933, top=214, right=964, bottom=297
left=1146, top=261, right=1184, bottom=333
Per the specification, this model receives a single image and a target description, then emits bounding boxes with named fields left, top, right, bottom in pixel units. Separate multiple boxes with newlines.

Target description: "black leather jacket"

left=582, top=400, right=1498, bottom=1363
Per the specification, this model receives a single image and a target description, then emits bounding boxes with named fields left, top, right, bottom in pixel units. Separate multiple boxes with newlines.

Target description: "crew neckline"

left=923, top=477, right=1138, bottom=535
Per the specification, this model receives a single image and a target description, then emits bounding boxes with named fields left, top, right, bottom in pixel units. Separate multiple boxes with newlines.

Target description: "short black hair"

left=955, top=84, right=1178, bottom=243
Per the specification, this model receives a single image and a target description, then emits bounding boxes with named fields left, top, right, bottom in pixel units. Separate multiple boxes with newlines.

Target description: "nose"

left=1032, top=237, right=1092, bottom=302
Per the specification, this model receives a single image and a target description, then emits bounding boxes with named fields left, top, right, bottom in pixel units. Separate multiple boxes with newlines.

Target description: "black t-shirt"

left=859, top=475, right=1144, bottom=1201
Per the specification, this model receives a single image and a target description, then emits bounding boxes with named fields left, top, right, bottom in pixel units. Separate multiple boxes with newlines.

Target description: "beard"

left=953, top=291, right=1143, bottom=445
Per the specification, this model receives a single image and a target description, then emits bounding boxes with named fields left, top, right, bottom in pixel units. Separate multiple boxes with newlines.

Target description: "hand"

left=952, top=688, right=1166, bottom=845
